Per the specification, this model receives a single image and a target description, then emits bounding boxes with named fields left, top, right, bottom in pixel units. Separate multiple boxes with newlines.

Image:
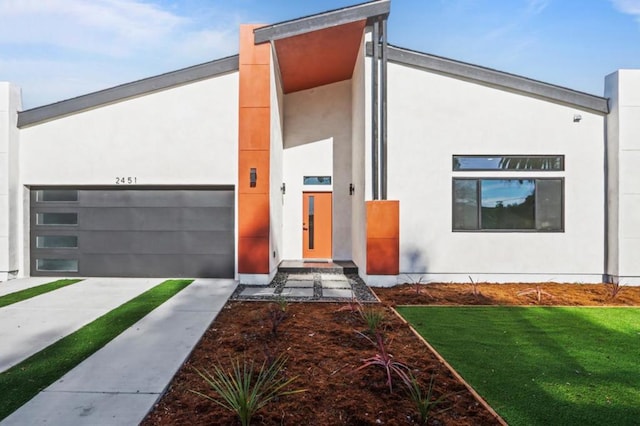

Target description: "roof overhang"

left=377, top=44, right=609, bottom=115
left=18, top=55, right=239, bottom=128
left=254, top=0, right=390, bottom=94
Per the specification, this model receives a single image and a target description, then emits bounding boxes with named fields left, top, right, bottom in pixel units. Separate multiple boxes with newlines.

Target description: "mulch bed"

left=142, top=282, right=639, bottom=425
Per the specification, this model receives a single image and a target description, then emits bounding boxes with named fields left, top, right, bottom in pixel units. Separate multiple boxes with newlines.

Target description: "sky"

left=1, top=0, right=640, bottom=109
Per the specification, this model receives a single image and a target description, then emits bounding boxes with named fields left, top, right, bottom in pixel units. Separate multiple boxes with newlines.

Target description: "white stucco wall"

left=282, top=80, right=352, bottom=260
left=20, top=73, right=238, bottom=186
left=606, top=70, right=640, bottom=283
left=270, top=52, right=285, bottom=276
left=18, top=73, right=239, bottom=278
left=0, top=83, right=21, bottom=281
left=351, top=42, right=368, bottom=273
left=387, top=63, right=606, bottom=283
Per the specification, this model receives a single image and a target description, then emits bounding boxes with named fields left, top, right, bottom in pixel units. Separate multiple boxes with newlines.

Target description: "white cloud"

left=0, top=0, right=240, bottom=58
left=611, top=0, right=640, bottom=22
left=0, top=0, right=242, bottom=107
left=0, top=0, right=189, bottom=56
left=525, top=0, right=550, bottom=15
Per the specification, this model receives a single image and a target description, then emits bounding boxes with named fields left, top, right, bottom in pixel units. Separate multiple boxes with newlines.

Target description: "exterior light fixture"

left=573, top=114, right=582, bottom=123
left=349, top=183, right=355, bottom=195
left=280, top=182, right=286, bottom=194
left=250, top=168, right=257, bottom=187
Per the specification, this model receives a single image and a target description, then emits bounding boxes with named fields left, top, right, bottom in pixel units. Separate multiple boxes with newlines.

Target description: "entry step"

left=278, top=260, right=358, bottom=274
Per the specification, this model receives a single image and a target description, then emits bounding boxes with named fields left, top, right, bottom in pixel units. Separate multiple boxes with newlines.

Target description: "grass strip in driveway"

left=397, top=306, right=640, bottom=426
left=0, top=279, right=83, bottom=308
left=0, top=278, right=193, bottom=421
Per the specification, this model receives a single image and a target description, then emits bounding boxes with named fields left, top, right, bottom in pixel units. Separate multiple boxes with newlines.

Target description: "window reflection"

left=481, top=180, right=535, bottom=229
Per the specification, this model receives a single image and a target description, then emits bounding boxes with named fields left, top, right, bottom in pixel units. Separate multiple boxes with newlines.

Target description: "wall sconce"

left=573, top=114, right=582, bottom=123
left=280, top=182, right=286, bottom=194
left=249, top=168, right=257, bottom=187
left=349, top=183, right=355, bottom=195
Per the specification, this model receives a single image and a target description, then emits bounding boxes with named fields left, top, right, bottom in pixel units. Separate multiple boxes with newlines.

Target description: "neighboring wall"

left=282, top=80, right=352, bottom=260
left=606, top=70, right=640, bottom=284
left=19, top=74, right=239, bottom=275
left=387, top=62, right=606, bottom=282
left=0, top=83, right=21, bottom=281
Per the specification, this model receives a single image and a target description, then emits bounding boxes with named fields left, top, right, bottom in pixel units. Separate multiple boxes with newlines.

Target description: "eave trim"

left=376, top=44, right=609, bottom=115
left=254, top=0, right=390, bottom=44
left=18, top=55, right=240, bottom=128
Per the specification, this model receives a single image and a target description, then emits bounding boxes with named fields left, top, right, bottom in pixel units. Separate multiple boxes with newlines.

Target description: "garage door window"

left=36, top=189, right=78, bottom=202
left=36, top=235, right=78, bottom=248
left=36, top=259, right=78, bottom=272
left=36, top=213, right=78, bottom=226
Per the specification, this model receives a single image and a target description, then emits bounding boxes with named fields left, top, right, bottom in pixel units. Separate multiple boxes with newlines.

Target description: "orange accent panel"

left=238, top=193, right=269, bottom=238
left=239, top=24, right=270, bottom=65
left=366, top=200, right=400, bottom=239
left=238, top=149, right=270, bottom=194
left=366, top=200, right=400, bottom=275
left=275, top=20, right=366, bottom=93
left=239, top=64, right=270, bottom=107
left=238, top=23, right=271, bottom=275
left=366, top=238, right=400, bottom=275
left=238, top=237, right=270, bottom=274
left=302, top=192, right=332, bottom=259
left=239, top=107, right=270, bottom=150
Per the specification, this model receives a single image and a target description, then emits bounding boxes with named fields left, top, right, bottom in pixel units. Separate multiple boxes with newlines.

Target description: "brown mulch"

left=374, top=282, right=640, bottom=307
left=142, top=282, right=639, bottom=425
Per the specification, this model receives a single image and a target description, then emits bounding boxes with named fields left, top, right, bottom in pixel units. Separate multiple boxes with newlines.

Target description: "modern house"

left=1, top=0, right=639, bottom=286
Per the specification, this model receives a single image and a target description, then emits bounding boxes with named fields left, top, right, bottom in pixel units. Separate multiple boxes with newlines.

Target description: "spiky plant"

left=405, top=373, right=452, bottom=425
left=359, top=305, right=386, bottom=334
left=192, top=355, right=305, bottom=426
left=355, top=331, right=410, bottom=392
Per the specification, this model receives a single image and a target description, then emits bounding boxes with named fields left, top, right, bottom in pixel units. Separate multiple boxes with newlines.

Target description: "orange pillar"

left=366, top=200, right=399, bottom=275
left=238, top=25, right=271, bottom=274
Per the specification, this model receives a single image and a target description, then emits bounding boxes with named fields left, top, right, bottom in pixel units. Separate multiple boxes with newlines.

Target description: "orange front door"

left=302, top=192, right=332, bottom=259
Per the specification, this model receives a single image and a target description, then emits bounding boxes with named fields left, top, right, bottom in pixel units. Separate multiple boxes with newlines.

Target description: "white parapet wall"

left=0, top=83, right=22, bottom=282
left=606, top=70, right=640, bottom=285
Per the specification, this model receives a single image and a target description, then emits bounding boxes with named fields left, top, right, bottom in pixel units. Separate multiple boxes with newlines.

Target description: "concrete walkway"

left=0, top=277, right=237, bottom=426
left=234, top=271, right=378, bottom=302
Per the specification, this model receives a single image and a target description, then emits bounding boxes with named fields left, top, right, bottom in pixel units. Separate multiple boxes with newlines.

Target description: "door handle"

left=303, top=227, right=308, bottom=231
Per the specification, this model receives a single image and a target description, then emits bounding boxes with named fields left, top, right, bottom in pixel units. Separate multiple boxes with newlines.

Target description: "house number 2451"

left=115, top=177, right=138, bottom=184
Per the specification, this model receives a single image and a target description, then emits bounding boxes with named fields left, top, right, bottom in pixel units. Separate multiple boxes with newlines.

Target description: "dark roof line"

left=254, top=0, right=390, bottom=44
left=374, top=44, right=609, bottom=115
left=18, top=55, right=239, bottom=128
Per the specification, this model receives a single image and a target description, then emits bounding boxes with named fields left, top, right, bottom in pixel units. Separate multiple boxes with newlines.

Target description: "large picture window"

left=453, top=178, right=563, bottom=231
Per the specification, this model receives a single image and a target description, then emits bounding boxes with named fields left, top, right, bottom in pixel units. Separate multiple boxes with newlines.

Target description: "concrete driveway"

left=0, top=277, right=237, bottom=425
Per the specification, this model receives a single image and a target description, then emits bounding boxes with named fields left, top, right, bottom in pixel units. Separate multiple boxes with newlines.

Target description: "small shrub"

left=192, top=355, right=305, bottom=426
left=406, top=373, right=452, bottom=425
left=337, top=292, right=361, bottom=312
left=605, top=280, right=624, bottom=299
left=355, top=331, right=410, bottom=392
left=517, top=285, right=553, bottom=303
left=468, top=275, right=480, bottom=299
left=267, top=301, right=287, bottom=336
left=359, top=305, right=386, bottom=334
left=405, top=274, right=429, bottom=296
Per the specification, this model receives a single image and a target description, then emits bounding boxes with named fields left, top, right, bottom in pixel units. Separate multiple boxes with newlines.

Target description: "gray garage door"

left=30, top=187, right=234, bottom=278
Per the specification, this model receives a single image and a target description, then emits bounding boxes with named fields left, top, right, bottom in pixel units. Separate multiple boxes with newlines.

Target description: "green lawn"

left=0, top=279, right=193, bottom=421
left=0, top=279, right=83, bottom=308
left=397, top=306, right=640, bottom=426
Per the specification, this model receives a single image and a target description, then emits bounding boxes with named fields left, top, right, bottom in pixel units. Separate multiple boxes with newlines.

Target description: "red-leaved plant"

left=355, top=331, right=410, bottom=392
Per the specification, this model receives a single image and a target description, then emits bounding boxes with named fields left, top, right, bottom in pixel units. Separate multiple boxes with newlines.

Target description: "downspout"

left=380, top=18, right=388, bottom=200
left=371, top=20, right=379, bottom=200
